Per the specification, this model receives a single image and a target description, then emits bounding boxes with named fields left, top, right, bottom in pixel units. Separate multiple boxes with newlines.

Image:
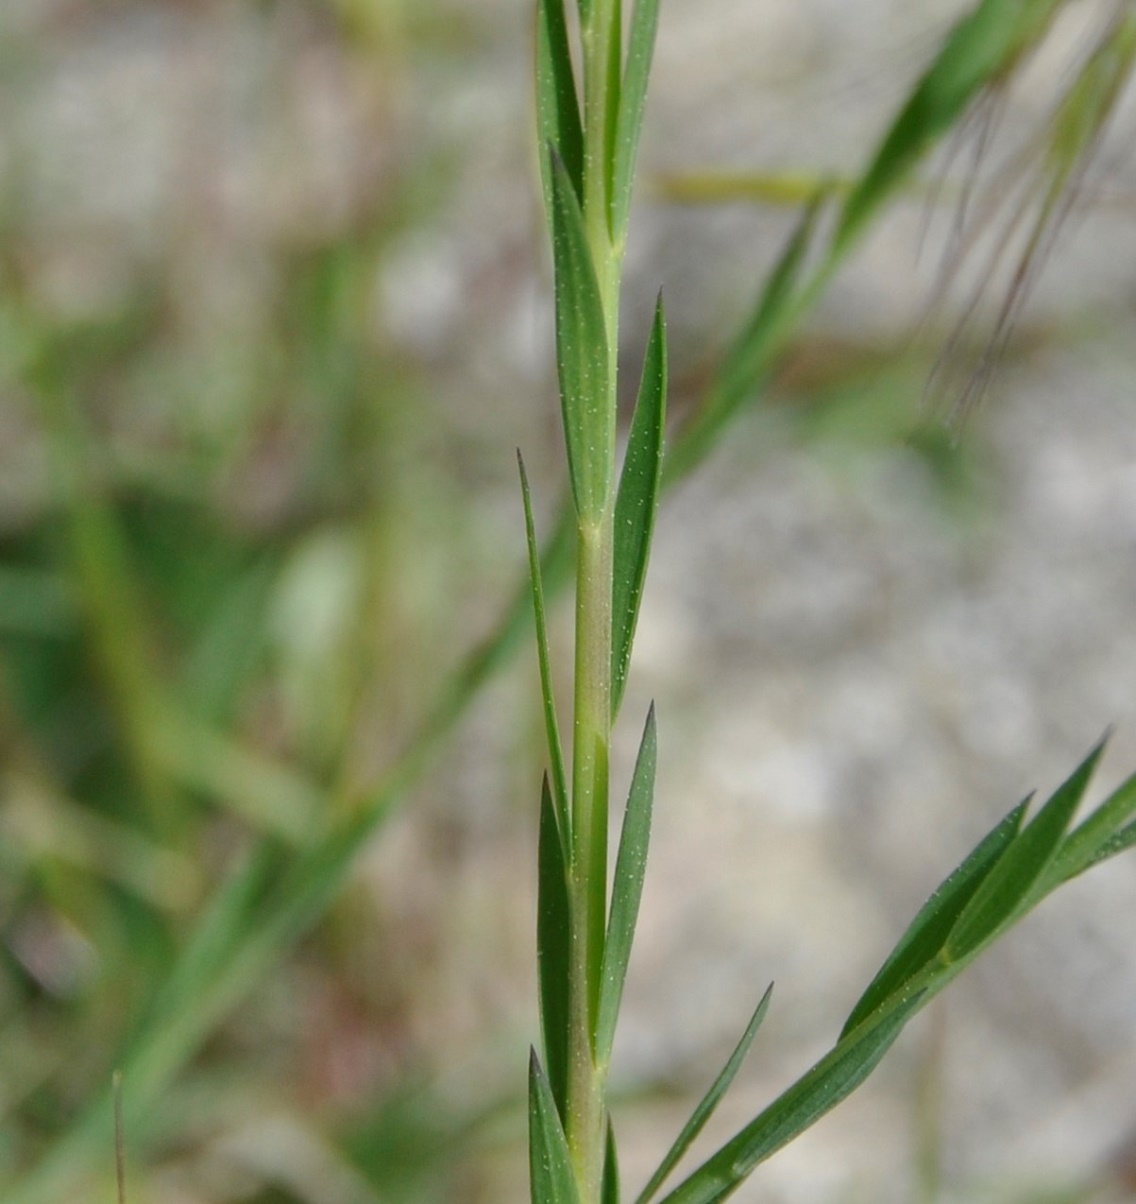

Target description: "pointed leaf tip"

left=612, top=300, right=666, bottom=717
left=519, top=448, right=570, bottom=830
left=596, top=704, right=658, bottom=1064
left=945, top=737, right=1106, bottom=962
left=636, top=983, right=773, bottom=1204
left=529, top=1047, right=581, bottom=1204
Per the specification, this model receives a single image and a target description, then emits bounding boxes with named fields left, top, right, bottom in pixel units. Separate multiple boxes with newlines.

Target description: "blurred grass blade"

left=596, top=705, right=657, bottom=1065
left=142, top=844, right=279, bottom=1030
left=835, top=0, right=1062, bottom=252
left=636, top=983, right=773, bottom=1204
left=665, top=195, right=825, bottom=482
left=612, top=0, right=662, bottom=243
left=1, top=510, right=579, bottom=1204
left=611, top=296, right=667, bottom=718
left=529, top=1049, right=582, bottom=1204
left=659, top=993, right=924, bottom=1204
left=113, top=1071, right=125, bottom=1204
left=944, top=736, right=1106, bottom=961
left=841, top=796, right=1029, bottom=1038
left=537, top=0, right=584, bottom=218
left=603, top=1117, right=621, bottom=1204
left=656, top=170, right=852, bottom=207
left=539, top=775, right=573, bottom=1116
left=704, top=197, right=820, bottom=420
left=520, top=450, right=571, bottom=830
left=549, top=148, right=613, bottom=523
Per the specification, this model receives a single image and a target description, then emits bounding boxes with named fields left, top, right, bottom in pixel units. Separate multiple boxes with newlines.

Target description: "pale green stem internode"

left=566, top=0, right=622, bottom=1196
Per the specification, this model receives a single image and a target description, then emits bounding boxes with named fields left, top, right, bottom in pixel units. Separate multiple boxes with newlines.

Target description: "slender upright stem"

left=566, top=517, right=613, bottom=1197
left=564, top=1, right=623, bottom=1196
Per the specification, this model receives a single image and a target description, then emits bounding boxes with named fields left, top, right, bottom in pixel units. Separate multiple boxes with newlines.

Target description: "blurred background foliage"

left=1, top=1, right=1134, bottom=1202
left=0, top=2, right=539, bottom=1199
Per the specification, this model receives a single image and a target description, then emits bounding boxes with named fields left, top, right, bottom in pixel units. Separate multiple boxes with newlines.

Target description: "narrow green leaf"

left=596, top=705, right=657, bottom=1064
left=611, top=296, right=667, bottom=719
left=529, top=1049, right=582, bottom=1204
left=944, top=737, right=1107, bottom=962
left=520, top=450, right=571, bottom=833
left=536, top=0, right=584, bottom=220
left=603, top=0, right=624, bottom=235
left=636, top=984, right=773, bottom=1204
left=1044, top=767, right=1136, bottom=889
left=611, top=0, right=662, bottom=243
left=659, top=993, right=923, bottom=1204
left=603, top=1116, right=621, bottom=1204
left=840, top=797, right=1029, bottom=1038
left=835, top=0, right=1062, bottom=251
left=1077, top=817, right=1136, bottom=875
left=549, top=148, right=612, bottom=523
left=538, top=775, right=573, bottom=1117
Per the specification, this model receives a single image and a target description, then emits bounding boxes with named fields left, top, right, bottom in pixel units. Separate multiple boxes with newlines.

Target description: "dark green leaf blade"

left=612, top=296, right=667, bottom=718
left=538, top=775, right=573, bottom=1117
left=1077, top=816, right=1136, bottom=875
left=602, top=0, right=623, bottom=234
left=944, top=736, right=1107, bottom=962
left=840, top=796, right=1028, bottom=1038
left=659, top=993, right=924, bottom=1204
left=636, top=984, right=773, bottom=1204
left=603, top=1116, right=621, bottom=1204
left=549, top=149, right=612, bottom=523
left=596, top=705, right=657, bottom=1064
left=1044, top=767, right=1136, bottom=888
left=611, top=0, right=662, bottom=243
left=530, top=1048, right=582, bottom=1204
left=536, top=0, right=584, bottom=221
left=519, top=449, right=570, bottom=832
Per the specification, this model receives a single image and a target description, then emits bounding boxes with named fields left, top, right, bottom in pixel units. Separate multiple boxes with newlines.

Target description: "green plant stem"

left=566, top=4, right=624, bottom=1196
left=567, top=516, right=614, bottom=1196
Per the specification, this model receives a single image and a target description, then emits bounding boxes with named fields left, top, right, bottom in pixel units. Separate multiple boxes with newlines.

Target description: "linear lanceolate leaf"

left=840, top=796, right=1029, bottom=1039
left=659, top=993, right=924, bottom=1204
left=538, top=775, right=572, bottom=1117
left=519, top=450, right=570, bottom=832
left=602, top=0, right=623, bottom=228
left=536, top=0, right=584, bottom=221
left=595, top=705, right=657, bottom=1065
left=529, top=1049, right=582, bottom=1204
left=944, top=736, right=1107, bottom=962
left=603, top=1117, right=621, bottom=1204
left=611, top=296, right=666, bottom=719
left=834, top=0, right=1062, bottom=251
left=611, top=0, right=662, bottom=244
left=636, top=984, right=773, bottom=1204
left=1077, top=816, right=1136, bottom=875
left=1043, top=767, right=1136, bottom=889
left=549, top=149, right=612, bottom=523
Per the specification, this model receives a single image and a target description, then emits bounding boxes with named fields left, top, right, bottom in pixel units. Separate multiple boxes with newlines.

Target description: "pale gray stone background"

left=4, top=0, right=1136, bottom=1201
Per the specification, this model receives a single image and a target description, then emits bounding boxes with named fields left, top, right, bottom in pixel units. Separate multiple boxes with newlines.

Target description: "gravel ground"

left=5, top=1, right=1136, bottom=1201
